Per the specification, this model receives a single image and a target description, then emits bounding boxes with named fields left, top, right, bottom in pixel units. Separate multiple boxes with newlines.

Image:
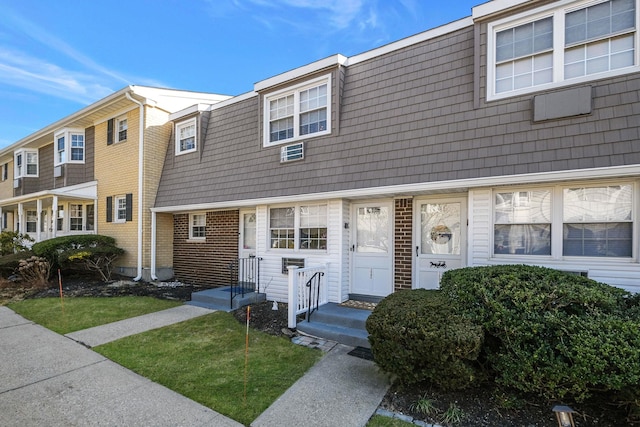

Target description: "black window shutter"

left=107, top=119, right=114, bottom=145
left=106, top=196, right=113, bottom=222
left=125, top=193, right=133, bottom=222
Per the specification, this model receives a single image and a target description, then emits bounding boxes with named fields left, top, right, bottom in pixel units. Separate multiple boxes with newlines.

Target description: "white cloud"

left=0, top=8, right=165, bottom=105
left=0, top=48, right=113, bottom=104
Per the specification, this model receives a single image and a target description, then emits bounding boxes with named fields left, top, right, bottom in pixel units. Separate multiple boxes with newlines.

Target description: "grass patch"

left=367, top=415, right=415, bottom=426
left=95, top=311, right=322, bottom=426
left=7, top=297, right=181, bottom=334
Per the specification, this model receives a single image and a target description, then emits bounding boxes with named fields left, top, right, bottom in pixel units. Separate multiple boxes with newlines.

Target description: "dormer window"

left=175, top=118, right=197, bottom=155
left=54, top=129, right=85, bottom=165
left=14, top=149, right=38, bottom=178
left=487, top=0, right=637, bottom=100
left=263, top=74, right=331, bottom=146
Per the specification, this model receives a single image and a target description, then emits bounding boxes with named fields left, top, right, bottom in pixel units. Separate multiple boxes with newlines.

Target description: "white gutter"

left=125, top=91, right=145, bottom=281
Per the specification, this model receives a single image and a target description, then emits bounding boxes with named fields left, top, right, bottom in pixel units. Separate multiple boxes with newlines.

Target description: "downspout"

left=125, top=91, right=144, bottom=281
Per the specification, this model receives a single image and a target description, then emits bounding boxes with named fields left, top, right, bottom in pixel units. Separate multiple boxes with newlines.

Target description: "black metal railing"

left=305, top=271, right=324, bottom=322
left=228, top=256, right=262, bottom=309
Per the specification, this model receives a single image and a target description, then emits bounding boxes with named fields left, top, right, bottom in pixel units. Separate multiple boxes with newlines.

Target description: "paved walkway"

left=0, top=304, right=390, bottom=427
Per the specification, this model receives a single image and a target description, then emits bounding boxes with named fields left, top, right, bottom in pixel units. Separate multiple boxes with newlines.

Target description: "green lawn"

left=95, top=312, right=321, bottom=426
left=8, top=296, right=181, bottom=334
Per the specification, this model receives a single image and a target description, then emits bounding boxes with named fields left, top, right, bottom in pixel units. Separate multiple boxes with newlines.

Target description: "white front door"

left=414, top=197, right=467, bottom=289
left=351, top=202, right=393, bottom=297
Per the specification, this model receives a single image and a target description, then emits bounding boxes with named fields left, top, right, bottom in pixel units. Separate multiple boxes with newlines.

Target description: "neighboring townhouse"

left=151, top=0, right=640, bottom=306
left=0, top=86, right=230, bottom=279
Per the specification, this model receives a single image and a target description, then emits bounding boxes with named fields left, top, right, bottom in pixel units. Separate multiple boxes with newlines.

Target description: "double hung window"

left=176, top=118, right=197, bottom=155
left=14, top=149, right=38, bottom=178
left=270, top=204, right=327, bottom=250
left=493, top=183, right=634, bottom=259
left=264, top=75, right=331, bottom=146
left=55, top=129, right=85, bottom=165
left=117, top=117, right=128, bottom=142
left=189, top=213, right=206, bottom=239
left=489, top=0, right=637, bottom=99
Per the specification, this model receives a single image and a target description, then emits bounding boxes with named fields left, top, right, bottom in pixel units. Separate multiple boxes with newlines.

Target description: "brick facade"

left=173, top=210, right=239, bottom=286
left=394, top=198, right=413, bottom=291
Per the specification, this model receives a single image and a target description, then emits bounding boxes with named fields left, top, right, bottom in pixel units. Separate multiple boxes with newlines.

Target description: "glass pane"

left=243, top=213, right=256, bottom=249
left=420, top=202, right=461, bottom=255
left=495, top=190, right=551, bottom=223
left=356, top=206, right=389, bottom=253
left=563, top=185, right=632, bottom=222
left=494, top=224, right=551, bottom=255
left=563, top=222, right=632, bottom=257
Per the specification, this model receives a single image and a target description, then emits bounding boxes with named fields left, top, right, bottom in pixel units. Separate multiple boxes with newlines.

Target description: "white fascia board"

left=0, top=86, right=135, bottom=157
left=254, top=55, right=348, bottom=92
left=347, top=17, right=474, bottom=66
left=151, top=165, right=640, bottom=213
left=169, top=104, right=212, bottom=121
left=0, top=181, right=98, bottom=206
left=472, top=0, right=532, bottom=21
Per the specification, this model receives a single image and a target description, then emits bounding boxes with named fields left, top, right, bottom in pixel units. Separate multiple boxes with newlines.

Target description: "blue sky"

left=0, top=0, right=479, bottom=148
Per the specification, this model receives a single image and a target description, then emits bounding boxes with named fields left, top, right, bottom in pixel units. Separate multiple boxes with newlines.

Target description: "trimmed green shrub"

left=0, top=231, right=34, bottom=255
left=366, top=289, right=484, bottom=390
left=440, top=265, right=640, bottom=402
left=32, top=235, right=124, bottom=281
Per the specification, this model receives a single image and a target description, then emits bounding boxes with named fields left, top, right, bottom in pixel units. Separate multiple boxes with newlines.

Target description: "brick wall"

left=173, top=210, right=239, bottom=286
left=394, top=198, right=413, bottom=291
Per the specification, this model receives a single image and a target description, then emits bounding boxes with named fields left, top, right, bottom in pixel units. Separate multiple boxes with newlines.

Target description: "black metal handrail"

left=228, top=256, right=261, bottom=309
left=306, top=271, right=324, bottom=322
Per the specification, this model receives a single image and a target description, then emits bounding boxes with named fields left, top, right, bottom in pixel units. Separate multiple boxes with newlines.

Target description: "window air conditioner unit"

left=280, top=142, right=304, bottom=163
left=13, top=178, right=20, bottom=189
left=54, top=165, right=64, bottom=178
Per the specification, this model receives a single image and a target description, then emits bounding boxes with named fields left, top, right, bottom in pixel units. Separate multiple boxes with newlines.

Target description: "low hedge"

left=440, top=265, right=640, bottom=402
left=32, top=235, right=124, bottom=281
left=366, top=289, right=484, bottom=390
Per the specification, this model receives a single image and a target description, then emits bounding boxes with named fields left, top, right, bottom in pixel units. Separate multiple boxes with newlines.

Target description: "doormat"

left=347, top=346, right=374, bottom=361
left=339, top=300, right=377, bottom=310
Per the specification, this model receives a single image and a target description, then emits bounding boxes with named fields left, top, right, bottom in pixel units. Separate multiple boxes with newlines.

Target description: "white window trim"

left=175, top=118, right=197, bottom=155
left=486, top=0, right=640, bottom=101
left=54, top=128, right=85, bottom=166
left=263, top=73, right=332, bottom=147
left=268, top=203, right=328, bottom=252
left=114, top=195, right=127, bottom=224
left=188, top=212, right=206, bottom=241
left=116, top=116, right=128, bottom=143
left=14, top=149, right=38, bottom=178
left=491, top=180, right=637, bottom=261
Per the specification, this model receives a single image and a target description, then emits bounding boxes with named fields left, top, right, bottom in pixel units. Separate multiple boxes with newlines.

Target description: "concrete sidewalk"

left=1, top=304, right=390, bottom=427
left=251, top=343, right=390, bottom=427
left=65, top=304, right=213, bottom=347
left=0, top=305, right=241, bottom=427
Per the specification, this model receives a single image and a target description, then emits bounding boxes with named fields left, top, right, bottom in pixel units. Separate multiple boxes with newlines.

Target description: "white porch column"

left=17, top=203, right=23, bottom=234
left=36, top=199, right=42, bottom=241
left=52, top=196, right=58, bottom=238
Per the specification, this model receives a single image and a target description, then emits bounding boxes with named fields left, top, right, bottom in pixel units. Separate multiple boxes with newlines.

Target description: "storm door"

left=351, top=202, right=393, bottom=297
left=414, top=197, right=466, bottom=289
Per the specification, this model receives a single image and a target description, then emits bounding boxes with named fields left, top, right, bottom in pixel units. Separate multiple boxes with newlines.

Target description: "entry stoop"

left=296, top=303, right=372, bottom=348
left=187, top=287, right=266, bottom=312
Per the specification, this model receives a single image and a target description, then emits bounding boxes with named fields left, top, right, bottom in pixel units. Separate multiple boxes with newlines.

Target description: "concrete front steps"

left=187, top=286, right=266, bottom=312
left=296, top=303, right=372, bottom=349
